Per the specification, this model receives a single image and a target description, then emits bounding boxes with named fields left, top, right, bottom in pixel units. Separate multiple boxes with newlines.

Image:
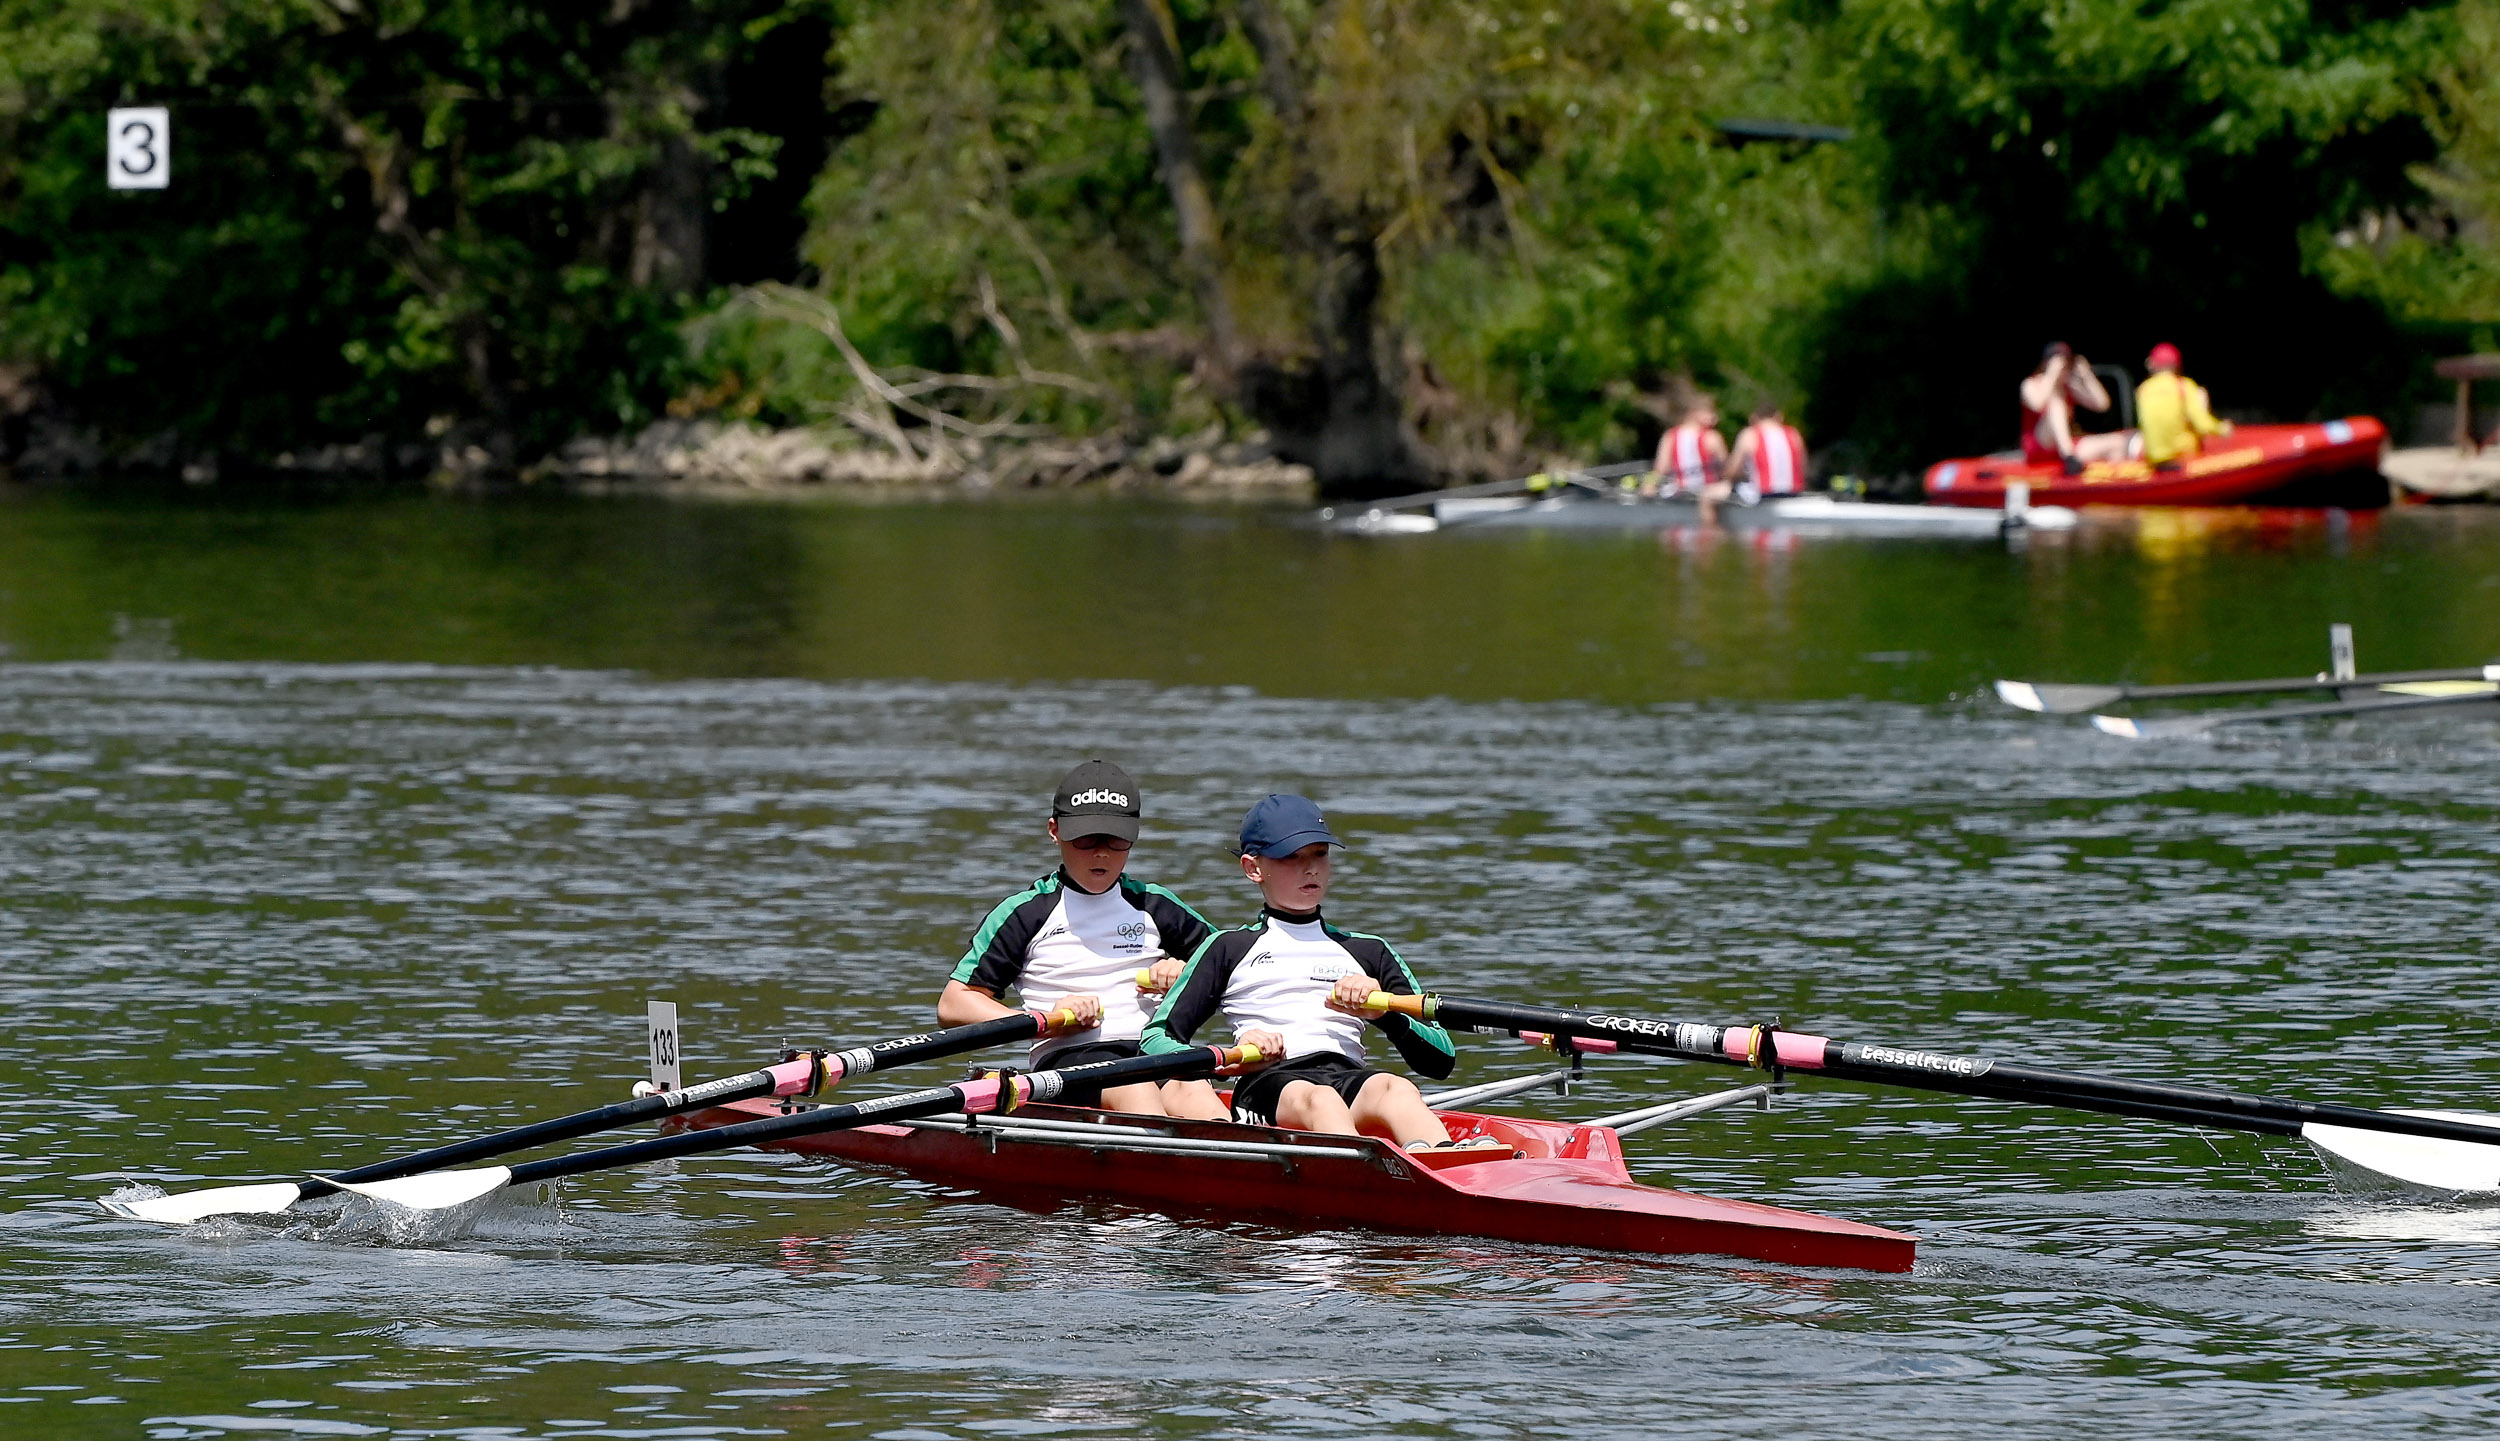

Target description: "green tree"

left=0, top=0, right=834, bottom=465
left=1804, top=0, right=2445, bottom=469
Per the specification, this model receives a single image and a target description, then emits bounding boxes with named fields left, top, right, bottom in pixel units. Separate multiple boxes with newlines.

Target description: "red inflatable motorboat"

left=1923, top=416, right=2386, bottom=507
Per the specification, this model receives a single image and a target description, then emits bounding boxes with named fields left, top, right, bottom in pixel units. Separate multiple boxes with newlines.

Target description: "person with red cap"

left=2020, top=342, right=2126, bottom=473
left=2134, top=343, right=2231, bottom=467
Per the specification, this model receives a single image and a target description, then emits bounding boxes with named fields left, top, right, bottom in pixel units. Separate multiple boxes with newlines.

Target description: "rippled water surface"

left=5, top=490, right=2500, bottom=1439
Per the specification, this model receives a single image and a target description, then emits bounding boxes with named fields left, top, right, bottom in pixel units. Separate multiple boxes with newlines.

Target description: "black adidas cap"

left=1052, top=759, right=1141, bottom=842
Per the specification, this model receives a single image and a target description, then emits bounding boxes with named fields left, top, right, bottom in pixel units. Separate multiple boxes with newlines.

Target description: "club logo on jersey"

left=1115, top=921, right=1150, bottom=942
left=1066, top=788, right=1132, bottom=808
left=1307, top=959, right=1355, bottom=983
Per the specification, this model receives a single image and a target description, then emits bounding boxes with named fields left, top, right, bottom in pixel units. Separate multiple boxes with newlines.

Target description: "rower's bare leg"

left=1095, top=1081, right=1171, bottom=1116
left=1349, top=1073, right=1451, bottom=1147
left=1271, top=1080, right=1361, bottom=1136
left=1158, top=1078, right=1230, bottom=1121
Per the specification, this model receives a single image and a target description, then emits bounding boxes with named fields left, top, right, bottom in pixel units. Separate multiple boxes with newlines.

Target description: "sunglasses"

left=1066, top=834, right=1134, bottom=852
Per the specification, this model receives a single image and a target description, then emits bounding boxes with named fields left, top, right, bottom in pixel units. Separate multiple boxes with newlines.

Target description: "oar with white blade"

left=101, top=1007, right=1076, bottom=1225
left=1996, top=665, right=2500, bottom=715
left=2305, top=1112, right=2500, bottom=1195
left=1368, top=992, right=2500, bottom=1197
left=2092, top=686, right=2500, bottom=739
left=327, top=1042, right=1258, bottom=1215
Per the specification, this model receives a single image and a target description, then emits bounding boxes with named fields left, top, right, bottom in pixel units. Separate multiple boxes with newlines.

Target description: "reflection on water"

left=5, top=488, right=2500, bottom=702
left=5, top=495, right=2500, bottom=1437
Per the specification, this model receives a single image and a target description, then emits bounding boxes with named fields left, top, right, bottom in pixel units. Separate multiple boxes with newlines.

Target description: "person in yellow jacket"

left=2134, top=343, right=2231, bottom=466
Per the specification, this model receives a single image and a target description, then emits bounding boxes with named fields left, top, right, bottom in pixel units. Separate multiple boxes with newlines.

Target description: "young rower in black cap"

left=939, top=760, right=1230, bottom=1119
left=1142, top=794, right=1485, bottom=1148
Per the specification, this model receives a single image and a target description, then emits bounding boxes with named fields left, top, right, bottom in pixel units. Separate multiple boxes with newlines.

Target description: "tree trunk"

left=631, top=125, right=709, bottom=295
left=1228, top=0, right=1430, bottom=496
left=1116, top=0, right=1238, bottom=368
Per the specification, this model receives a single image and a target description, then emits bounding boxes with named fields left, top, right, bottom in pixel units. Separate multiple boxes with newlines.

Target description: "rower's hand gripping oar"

left=1364, top=993, right=2500, bottom=1192
left=320, top=1042, right=1262, bottom=1214
left=102, top=1007, right=1080, bottom=1225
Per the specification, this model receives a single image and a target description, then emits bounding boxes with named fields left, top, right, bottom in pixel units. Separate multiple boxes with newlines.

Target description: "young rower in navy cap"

left=1143, top=794, right=1490, bottom=1148
left=939, top=760, right=1230, bottom=1119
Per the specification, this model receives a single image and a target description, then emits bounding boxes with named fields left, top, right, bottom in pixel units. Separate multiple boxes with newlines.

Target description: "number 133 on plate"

left=108, top=107, right=170, bottom=190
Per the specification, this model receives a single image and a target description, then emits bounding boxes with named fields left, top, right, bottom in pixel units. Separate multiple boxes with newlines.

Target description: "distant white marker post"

left=107, top=107, right=170, bottom=190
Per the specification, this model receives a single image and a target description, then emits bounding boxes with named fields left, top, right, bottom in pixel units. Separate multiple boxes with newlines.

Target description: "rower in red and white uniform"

left=1646, top=396, right=1727, bottom=500
left=939, top=760, right=1229, bottom=1119
left=1728, top=402, right=1808, bottom=502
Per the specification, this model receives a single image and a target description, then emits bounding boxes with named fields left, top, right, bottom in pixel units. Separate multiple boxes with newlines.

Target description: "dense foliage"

left=0, top=0, right=839, bottom=460
left=0, top=0, right=2490, bottom=485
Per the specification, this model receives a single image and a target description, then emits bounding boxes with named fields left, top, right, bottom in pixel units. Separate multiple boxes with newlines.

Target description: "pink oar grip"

left=1774, top=1031, right=1830, bottom=1070
left=766, top=1057, right=818, bottom=1097
left=957, top=1076, right=1006, bottom=1113
left=1522, top=1030, right=1619, bottom=1054
left=1719, top=1028, right=1832, bottom=1068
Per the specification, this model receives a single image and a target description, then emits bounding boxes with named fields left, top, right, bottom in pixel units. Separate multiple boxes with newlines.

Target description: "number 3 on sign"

left=108, top=107, right=170, bottom=190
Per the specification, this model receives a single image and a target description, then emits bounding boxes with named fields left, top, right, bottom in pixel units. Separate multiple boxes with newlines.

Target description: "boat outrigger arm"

left=1367, top=993, right=2500, bottom=1196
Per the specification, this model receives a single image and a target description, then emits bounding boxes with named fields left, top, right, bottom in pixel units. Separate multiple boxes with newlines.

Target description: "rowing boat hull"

left=683, top=1098, right=1917, bottom=1273
left=1922, top=418, right=2387, bottom=508
left=1345, top=491, right=2009, bottom=538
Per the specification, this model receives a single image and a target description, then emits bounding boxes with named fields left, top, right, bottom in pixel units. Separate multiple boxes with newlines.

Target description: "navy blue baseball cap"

left=1237, top=793, right=1342, bottom=859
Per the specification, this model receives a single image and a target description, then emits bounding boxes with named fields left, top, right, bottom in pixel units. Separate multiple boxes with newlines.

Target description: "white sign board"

left=647, top=999, right=682, bottom=1093
left=107, top=107, right=170, bottom=190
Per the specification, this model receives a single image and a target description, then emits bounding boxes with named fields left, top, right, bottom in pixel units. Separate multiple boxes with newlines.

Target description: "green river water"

left=4, top=485, right=2500, bottom=1439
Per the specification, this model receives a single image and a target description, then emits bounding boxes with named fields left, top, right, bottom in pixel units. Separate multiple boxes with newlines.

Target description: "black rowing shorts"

left=1229, top=1053, right=1389, bottom=1125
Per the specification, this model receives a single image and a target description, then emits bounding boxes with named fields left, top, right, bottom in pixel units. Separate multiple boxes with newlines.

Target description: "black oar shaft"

left=2122, top=667, right=2485, bottom=702
left=822, top=1010, right=1047, bottom=1079
left=503, top=1046, right=1237, bottom=1188
left=317, top=1011, right=1053, bottom=1195
left=2201, top=688, right=2500, bottom=729
left=324, top=1065, right=788, bottom=1189
left=1417, top=995, right=2497, bottom=1149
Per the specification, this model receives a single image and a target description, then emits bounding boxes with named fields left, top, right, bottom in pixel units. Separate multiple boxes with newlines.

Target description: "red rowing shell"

left=682, top=1097, right=1917, bottom=1274
left=1923, top=417, right=2386, bottom=507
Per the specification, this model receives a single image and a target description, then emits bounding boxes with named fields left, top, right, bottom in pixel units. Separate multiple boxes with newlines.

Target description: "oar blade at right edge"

left=1998, top=681, right=2124, bottom=714
left=2303, top=1111, right=2500, bottom=1198
left=99, top=1181, right=308, bottom=1226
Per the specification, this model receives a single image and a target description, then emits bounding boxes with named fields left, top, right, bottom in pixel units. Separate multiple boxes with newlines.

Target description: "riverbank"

left=0, top=409, right=1319, bottom=500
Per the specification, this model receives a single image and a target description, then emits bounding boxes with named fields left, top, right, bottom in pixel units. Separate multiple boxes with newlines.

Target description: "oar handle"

left=1360, top=992, right=1433, bottom=1020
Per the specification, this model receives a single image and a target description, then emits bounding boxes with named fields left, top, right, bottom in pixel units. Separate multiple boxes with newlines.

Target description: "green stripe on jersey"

left=1128, top=877, right=1213, bottom=928
left=1139, top=925, right=1236, bottom=1054
left=1331, top=924, right=1457, bottom=1059
left=947, top=874, right=1060, bottom=985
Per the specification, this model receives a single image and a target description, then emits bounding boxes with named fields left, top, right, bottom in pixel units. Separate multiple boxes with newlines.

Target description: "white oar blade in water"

left=2304, top=1111, right=2500, bottom=1197
left=325, top=1166, right=514, bottom=1212
left=100, top=1181, right=307, bottom=1226
left=1996, top=680, right=2124, bottom=714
